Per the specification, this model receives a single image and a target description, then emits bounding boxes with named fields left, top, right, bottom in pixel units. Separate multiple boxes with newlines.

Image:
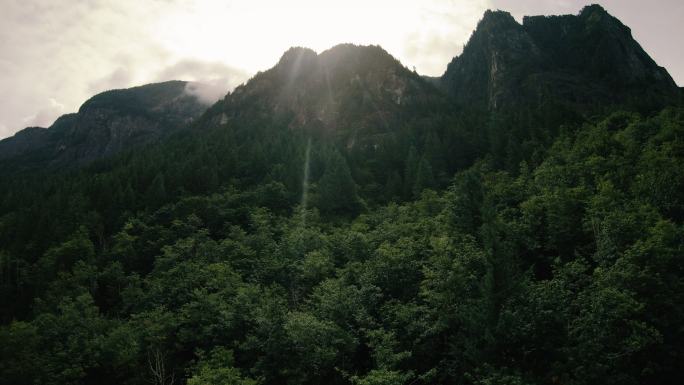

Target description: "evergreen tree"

left=146, top=173, right=167, bottom=208
left=317, top=149, right=361, bottom=215
left=424, top=131, right=446, bottom=181
left=384, top=171, right=402, bottom=202
left=403, top=146, right=419, bottom=199
left=412, top=156, right=435, bottom=197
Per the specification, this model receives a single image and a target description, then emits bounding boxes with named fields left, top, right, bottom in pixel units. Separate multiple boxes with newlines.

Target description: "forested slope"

left=2, top=108, right=682, bottom=385
left=1, top=5, right=683, bottom=385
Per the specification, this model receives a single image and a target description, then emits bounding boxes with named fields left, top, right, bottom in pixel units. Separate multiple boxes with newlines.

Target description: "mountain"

left=0, top=5, right=683, bottom=385
left=203, top=44, right=446, bottom=147
left=441, top=4, right=680, bottom=112
left=0, top=81, right=207, bottom=169
left=2, top=5, right=680, bottom=170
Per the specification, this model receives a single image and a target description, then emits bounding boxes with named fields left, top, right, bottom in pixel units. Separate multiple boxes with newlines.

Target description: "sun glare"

left=150, top=0, right=484, bottom=76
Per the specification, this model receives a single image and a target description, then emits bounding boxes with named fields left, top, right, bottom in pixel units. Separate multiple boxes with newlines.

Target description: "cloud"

left=0, top=1, right=257, bottom=138
left=489, top=0, right=576, bottom=20
left=402, top=0, right=490, bottom=76
left=0, top=124, right=9, bottom=140
left=88, top=67, right=134, bottom=94
left=0, top=0, right=174, bottom=138
left=155, top=59, right=250, bottom=104
left=23, top=98, right=65, bottom=128
left=184, top=81, right=232, bottom=105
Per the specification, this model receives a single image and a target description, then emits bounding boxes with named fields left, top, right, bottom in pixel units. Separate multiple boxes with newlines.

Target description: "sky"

left=0, top=0, right=682, bottom=139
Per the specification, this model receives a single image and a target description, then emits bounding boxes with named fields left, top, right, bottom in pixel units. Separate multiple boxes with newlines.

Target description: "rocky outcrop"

left=442, top=10, right=542, bottom=110
left=441, top=4, right=680, bottom=112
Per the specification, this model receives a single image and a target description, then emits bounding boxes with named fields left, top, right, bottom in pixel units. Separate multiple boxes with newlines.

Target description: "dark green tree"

left=412, top=157, right=435, bottom=197
left=317, top=150, right=361, bottom=215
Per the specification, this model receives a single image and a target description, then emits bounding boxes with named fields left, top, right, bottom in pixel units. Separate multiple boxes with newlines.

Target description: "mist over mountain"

left=0, top=5, right=683, bottom=385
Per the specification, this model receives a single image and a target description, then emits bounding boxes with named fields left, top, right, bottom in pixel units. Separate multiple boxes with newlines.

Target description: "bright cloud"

left=23, top=98, right=66, bottom=128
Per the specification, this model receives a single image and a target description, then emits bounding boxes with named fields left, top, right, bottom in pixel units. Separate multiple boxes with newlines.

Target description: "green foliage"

left=188, top=347, right=256, bottom=385
left=351, top=369, right=412, bottom=385
left=0, top=106, right=683, bottom=385
left=412, top=157, right=435, bottom=196
left=317, top=149, right=362, bottom=215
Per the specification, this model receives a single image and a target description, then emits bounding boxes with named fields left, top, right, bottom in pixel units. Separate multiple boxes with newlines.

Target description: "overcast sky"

left=1, top=0, right=682, bottom=139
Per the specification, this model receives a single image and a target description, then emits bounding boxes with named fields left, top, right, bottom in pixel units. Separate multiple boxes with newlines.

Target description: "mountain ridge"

left=202, top=43, right=447, bottom=150
left=0, top=80, right=207, bottom=169
left=1, top=5, right=681, bottom=171
left=441, top=4, right=679, bottom=112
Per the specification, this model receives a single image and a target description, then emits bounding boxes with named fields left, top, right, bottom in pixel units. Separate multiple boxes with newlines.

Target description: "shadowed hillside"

left=0, top=5, right=683, bottom=385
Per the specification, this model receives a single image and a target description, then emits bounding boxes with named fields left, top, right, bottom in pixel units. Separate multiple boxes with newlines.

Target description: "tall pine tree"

left=317, top=149, right=361, bottom=215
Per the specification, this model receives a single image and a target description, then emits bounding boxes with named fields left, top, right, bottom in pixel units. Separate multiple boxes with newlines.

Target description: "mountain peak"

left=318, top=43, right=402, bottom=72
left=277, top=47, right=317, bottom=66
left=579, top=4, right=609, bottom=18
left=321, top=43, right=391, bottom=56
left=78, top=80, right=193, bottom=113
left=275, top=47, right=319, bottom=81
left=442, top=5, right=678, bottom=112
left=479, top=9, right=519, bottom=30
left=212, top=43, right=441, bottom=147
left=442, top=8, right=539, bottom=110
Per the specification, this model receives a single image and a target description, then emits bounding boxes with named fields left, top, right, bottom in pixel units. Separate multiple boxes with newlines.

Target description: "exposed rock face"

left=209, top=44, right=445, bottom=147
left=442, top=10, right=542, bottom=110
left=441, top=5, right=680, bottom=112
left=0, top=81, right=207, bottom=167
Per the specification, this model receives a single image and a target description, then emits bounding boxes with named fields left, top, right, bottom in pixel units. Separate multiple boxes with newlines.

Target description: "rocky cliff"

left=441, top=4, right=680, bottom=112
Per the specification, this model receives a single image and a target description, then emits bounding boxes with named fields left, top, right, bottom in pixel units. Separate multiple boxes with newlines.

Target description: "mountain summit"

left=441, top=4, right=679, bottom=112
left=204, top=44, right=444, bottom=146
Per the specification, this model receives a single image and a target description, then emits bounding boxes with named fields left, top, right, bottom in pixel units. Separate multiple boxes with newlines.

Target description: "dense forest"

left=1, top=5, right=683, bottom=385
